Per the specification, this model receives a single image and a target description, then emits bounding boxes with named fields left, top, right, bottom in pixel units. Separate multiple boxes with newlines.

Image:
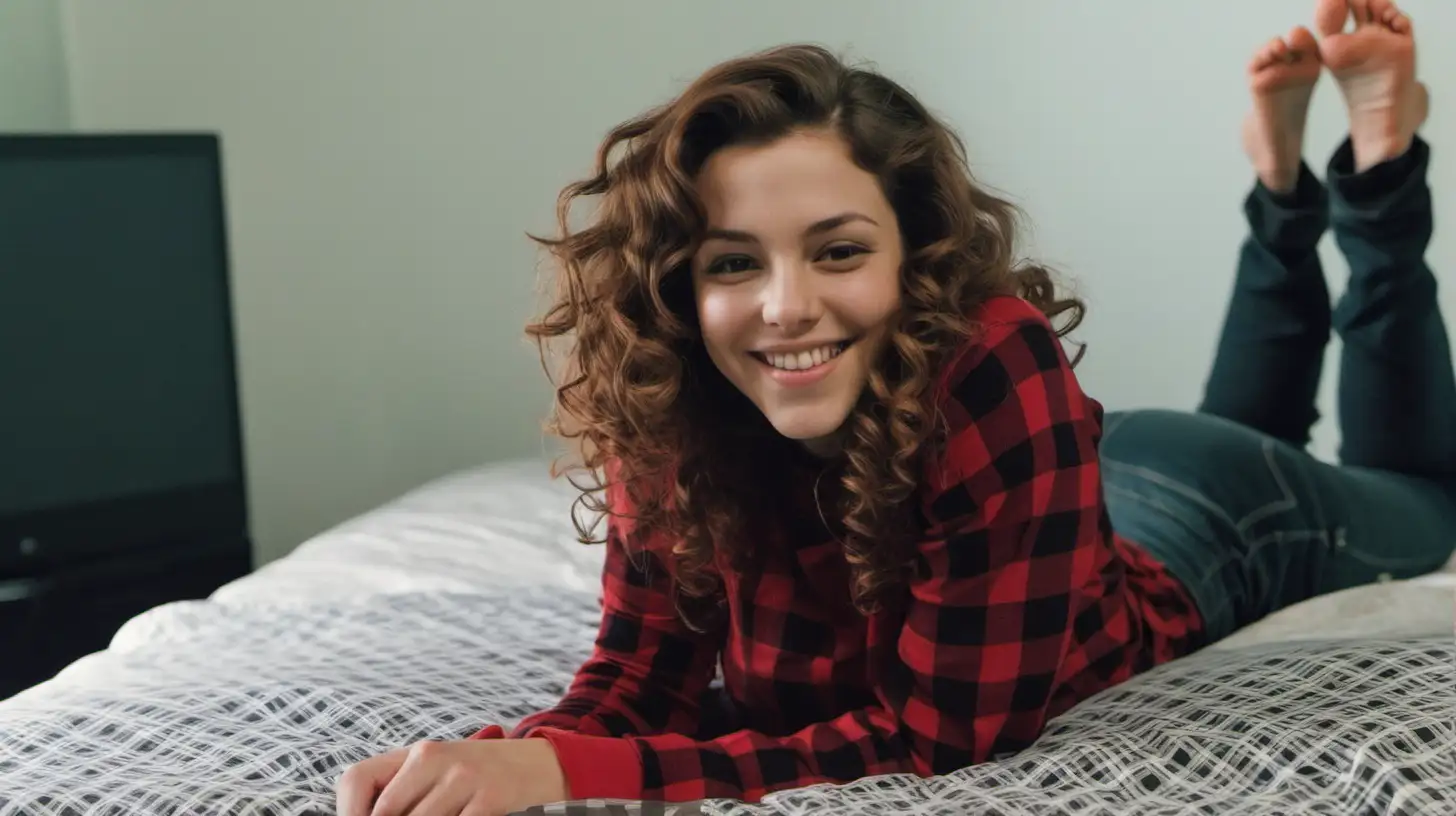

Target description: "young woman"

left=338, top=1, right=1454, bottom=813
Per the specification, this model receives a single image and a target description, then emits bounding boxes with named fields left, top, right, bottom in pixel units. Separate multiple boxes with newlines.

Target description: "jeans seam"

left=1103, top=451, right=1329, bottom=630
left=1102, top=478, right=1237, bottom=616
left=1102, top=411, right=1133, bottom=444
left=1195, top=529, right=1331, bottom=625
left=1234, top=441, right=1300, bottom=533
left=1104, top=482, right=1226, bottom=555
left=1103, top=459, right=1238, bottom=530
left=1106, top=440, right=1322, bottom=571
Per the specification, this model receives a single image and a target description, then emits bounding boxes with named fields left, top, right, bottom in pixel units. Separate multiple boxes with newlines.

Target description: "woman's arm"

left=346, top=495, right=724, bottom=814
left=534, top=304, right=1162, bottom=803
left=512, top=528, right=720, bottom=739
left=469, top=492, right=723, bottom=799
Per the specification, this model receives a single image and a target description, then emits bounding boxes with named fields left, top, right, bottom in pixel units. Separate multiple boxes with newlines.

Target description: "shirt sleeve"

left=468, top=481, right=724, bottom=800
left=513, top=305, right=1146, bottom=804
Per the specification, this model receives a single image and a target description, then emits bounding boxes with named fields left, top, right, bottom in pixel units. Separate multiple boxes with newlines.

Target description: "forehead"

left=694, top=130, right=889, bottom=227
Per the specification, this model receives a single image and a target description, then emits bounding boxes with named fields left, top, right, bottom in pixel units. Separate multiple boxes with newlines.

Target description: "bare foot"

left=1243, top=26, right=1323, bottom=193
left=1315, top=0, right=1429, bottom=172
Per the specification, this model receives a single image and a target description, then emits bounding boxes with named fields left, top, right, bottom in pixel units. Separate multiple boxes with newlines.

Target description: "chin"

left=764, top=408, right=852, bottom=446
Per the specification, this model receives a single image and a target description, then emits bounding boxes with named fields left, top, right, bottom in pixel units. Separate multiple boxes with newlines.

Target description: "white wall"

left=59, top=1, right=1454, bottom=564
left=0, top=0, right=70, bottom=128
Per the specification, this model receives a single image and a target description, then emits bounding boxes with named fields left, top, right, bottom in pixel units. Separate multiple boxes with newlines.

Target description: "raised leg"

left=1316, top=0, right=1455, bottom=475
left=1199, top=26, right=1331, bottom=448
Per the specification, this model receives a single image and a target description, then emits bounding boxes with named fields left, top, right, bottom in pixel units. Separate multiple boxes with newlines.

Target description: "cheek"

left=695, top=289, right=747, bottom=359
left=877, top=276, right=902, bottom=324
left=850, top=266, right=903, bottom=331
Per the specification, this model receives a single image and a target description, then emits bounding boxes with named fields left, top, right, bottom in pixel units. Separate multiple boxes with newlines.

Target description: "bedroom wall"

left=0, top=0, right=70, bottom=129
left=57, top=0, right=1454, bottom=565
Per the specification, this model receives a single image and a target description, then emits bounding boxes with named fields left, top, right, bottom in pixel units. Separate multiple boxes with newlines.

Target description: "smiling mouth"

left=749, top=339, right=855, bottom=372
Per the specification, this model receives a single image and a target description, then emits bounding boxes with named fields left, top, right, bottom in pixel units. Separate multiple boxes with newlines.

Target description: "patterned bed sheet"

left=1, top=460, right=1452, bottom=815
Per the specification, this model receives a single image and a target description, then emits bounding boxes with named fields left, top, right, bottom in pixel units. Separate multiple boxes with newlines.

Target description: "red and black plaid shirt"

left=473, top=296, right=1204, bottom=803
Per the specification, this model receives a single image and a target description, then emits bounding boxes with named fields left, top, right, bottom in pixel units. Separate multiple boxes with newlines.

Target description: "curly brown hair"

left=526, top=43, right=1083, bottom=625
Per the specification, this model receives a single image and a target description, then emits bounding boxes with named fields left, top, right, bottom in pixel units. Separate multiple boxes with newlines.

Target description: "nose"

left=760, top=265, right=821, bottom=332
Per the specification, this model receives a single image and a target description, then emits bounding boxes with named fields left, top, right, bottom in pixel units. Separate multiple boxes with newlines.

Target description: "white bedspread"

left=1, top=460, right=1452, bottom=815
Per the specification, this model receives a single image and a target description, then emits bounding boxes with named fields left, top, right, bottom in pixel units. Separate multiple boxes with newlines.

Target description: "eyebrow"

left=702, top=212, right=879, bottom=244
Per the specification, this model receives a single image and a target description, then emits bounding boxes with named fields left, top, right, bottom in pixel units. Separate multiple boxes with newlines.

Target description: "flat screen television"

left=0, top=134, right=250, bottom=576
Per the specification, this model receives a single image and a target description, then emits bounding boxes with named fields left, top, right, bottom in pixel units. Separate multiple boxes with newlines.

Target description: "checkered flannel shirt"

left=473, top=296, right=1204, bottom=803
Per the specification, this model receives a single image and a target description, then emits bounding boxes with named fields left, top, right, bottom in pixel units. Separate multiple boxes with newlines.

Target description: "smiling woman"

left=339, top=2, right=1456, bottom=811
left=691, top=132, right=905, bottom=453
left=523, top=46, right=1082, bottom=617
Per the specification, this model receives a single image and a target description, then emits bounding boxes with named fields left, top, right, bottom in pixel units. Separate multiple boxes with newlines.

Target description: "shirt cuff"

left=532, top=728, right=645, bottom=801
left=468, top=724, right=506, bottom=740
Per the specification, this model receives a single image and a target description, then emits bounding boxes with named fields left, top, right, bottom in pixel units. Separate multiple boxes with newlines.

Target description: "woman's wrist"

left=519, top=737, right=570, bottom=805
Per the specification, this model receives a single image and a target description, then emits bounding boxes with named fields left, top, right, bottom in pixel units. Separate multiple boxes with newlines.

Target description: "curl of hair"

left=526, top=44, right=1084, bottom=625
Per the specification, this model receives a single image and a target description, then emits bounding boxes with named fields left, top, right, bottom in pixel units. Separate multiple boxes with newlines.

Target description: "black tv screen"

left=0, top=135, right=248, bottom=568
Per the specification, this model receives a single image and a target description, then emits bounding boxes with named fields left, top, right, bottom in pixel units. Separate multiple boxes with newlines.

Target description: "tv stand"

left=1, top=537, right=250, bottom=698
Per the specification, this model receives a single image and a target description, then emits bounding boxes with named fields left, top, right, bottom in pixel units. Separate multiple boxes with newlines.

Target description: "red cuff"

left=468, top=724, right=506, bottom=740
left=532, top=728, right=644, bottom=801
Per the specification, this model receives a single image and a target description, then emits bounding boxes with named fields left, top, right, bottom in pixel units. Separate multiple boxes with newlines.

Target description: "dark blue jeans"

left=1102, top=136, right=1456, bottom=644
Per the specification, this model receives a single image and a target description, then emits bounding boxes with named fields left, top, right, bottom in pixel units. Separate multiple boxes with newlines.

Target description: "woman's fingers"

left=369, top=741, right=450, bottom=816
left=402, top=769, right=479, bottom=816
left=335, top=749, right=409, bottom=816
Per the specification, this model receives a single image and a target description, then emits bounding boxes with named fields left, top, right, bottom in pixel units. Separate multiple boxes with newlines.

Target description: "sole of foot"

left=1315, top=0, right=1428, bottom=172
left=1243, top=26, right=1323, bottom=193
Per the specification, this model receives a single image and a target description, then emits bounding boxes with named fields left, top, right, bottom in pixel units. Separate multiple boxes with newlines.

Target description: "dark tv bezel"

left=0, top=133, right=251, bottom=574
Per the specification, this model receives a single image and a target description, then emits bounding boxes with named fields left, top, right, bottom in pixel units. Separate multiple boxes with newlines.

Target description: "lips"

left=751, top=340, right=851, bottom=371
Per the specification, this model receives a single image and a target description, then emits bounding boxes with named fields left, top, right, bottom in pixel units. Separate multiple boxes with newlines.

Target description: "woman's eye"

left=706, top=255, right=758, bottom=276
left=819, top=244, right=868, bottom=263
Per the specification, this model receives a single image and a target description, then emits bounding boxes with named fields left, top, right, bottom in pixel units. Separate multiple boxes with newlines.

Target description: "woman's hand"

left=335, top=738, right=568, bottom=816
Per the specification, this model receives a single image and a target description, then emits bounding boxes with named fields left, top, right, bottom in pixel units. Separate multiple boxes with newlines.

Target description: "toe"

left=1251, top=38, right=1282, bottom=71
left=1367, top=0, right=1400, bottom=26
left=1288, top=26, right=1320, bottom=57
left=1314, top=0, right=1350, bottom=36
left=1349, top=0, right=1373, bottom=25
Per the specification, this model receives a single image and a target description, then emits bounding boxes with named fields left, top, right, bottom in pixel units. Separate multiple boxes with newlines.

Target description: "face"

left=691, top=129, right=903, bottom=455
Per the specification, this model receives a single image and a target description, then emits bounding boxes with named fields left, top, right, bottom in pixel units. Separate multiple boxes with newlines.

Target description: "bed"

left=1, top=459, right=1453, bottom=815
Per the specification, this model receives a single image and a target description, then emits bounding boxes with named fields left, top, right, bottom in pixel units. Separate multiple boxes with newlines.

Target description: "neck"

left=801, top=429, right=844, bottom=459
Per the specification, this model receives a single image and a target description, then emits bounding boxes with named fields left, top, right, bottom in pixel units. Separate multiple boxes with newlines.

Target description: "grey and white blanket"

left=2, top=461, right=1453, bottom=815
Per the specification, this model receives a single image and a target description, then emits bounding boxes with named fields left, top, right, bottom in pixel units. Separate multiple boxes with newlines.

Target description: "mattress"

left=1, top=459, right=1453, bottom=815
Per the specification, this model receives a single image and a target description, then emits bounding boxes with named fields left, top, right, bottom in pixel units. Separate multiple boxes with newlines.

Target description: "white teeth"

left=762, top=343, right=844, bottom=371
